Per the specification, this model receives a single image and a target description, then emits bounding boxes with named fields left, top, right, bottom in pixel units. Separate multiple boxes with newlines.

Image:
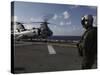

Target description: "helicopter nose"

left=50, top=31, right=53, bottom=36
left=47, top=30, right=53, bottom=36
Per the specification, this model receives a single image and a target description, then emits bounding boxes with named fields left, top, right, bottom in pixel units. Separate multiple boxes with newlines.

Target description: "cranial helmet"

left=81, top=14, right=93, bottom=29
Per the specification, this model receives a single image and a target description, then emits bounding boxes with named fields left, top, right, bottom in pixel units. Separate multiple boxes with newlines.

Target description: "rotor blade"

left=15, top=21, right=42, bottom=24
left=16, top=22, right=24, bottom=24
left=31, top=22, right=43, bottom=23
left=49, top=23, right=57, bottom=25
left=31, top=22, right=50, bottom=24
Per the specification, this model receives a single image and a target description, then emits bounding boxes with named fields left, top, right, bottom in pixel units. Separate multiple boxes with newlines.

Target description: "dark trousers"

left=81, top=51, right=97, bottom=69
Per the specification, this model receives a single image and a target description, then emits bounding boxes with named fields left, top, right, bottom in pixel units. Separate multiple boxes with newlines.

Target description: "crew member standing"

left=77, top=15, right=97, bottom=69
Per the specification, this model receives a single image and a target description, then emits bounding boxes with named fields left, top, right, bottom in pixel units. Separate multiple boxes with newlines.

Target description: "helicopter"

left=11, top=17, right=53, bottom=41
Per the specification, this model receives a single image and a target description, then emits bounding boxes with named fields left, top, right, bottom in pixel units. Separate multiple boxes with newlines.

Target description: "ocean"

left=48, top=36, right=81, bottom=41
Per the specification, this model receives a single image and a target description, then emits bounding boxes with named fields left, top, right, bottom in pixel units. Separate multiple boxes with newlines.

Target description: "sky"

left=11, top=1, right=97, bottom=36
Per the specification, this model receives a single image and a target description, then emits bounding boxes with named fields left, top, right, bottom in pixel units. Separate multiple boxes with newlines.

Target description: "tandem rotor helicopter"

left=11, top=16, right=54, bottom=41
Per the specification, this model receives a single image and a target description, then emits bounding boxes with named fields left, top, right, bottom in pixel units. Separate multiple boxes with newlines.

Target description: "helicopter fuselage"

left=12, top=22, right=53, bottom=40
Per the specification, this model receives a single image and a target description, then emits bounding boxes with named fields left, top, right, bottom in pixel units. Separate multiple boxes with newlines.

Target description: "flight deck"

left=13, top=41, right=96, bottom=73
